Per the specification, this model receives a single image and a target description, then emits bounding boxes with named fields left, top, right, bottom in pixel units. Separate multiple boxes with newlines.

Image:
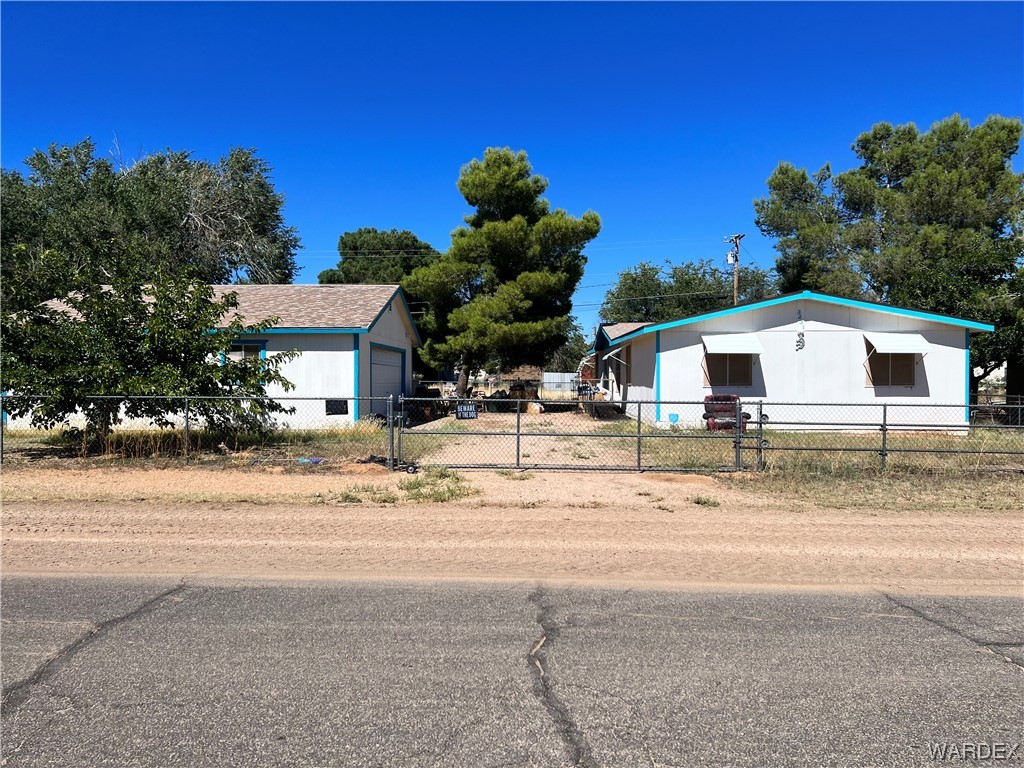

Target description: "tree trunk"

left=454, top=366, right=470, bottom=398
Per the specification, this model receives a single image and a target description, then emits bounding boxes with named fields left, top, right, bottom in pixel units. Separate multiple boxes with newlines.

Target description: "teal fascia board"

left=236, top=327, right=369, bottom=335
left=366, top=287, right=423, bottom=347
left=608, top=290, right=995, bottom=347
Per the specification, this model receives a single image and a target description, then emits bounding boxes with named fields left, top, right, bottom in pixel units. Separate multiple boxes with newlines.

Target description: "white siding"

left=615, top=300, right=972, bottom=428
left=264, top=333, right=358, bottom=427
left=361, top=297, right=416, bottom=415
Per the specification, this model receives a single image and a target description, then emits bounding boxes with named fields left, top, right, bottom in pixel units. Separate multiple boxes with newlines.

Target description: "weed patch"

left=398, top=467, right=476, bottom=503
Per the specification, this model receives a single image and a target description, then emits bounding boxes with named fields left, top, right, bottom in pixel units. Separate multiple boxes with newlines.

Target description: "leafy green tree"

left=319, top=228, right=439, bottom=372
left=754, top=115, right=1024, bottom=390
left=545, top=320, right=590, bottom=372
left=404, top=148, right=601, bottom=393
left=1, top=247, right=299, bottom=446
left=753, top=163, right=861, bottom=296
left=599, top=260, right=778, bottom=324
left=1, top=138, right=300, bottom=309
left=318, top=227, right=439, bottom=286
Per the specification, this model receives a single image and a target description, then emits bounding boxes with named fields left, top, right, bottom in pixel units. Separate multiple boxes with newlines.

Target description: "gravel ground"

left=2, top=468, right=1020, bottom=595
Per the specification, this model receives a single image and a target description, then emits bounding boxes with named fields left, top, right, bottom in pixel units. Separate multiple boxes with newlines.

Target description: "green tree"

left=599, top=260, right=778, bottom=324
left=753, top=163, right=861, bottom=296
left=754, top=115, right=1024, bottom=390
left=1, top=247, right=299, bottom=446
left=318, top=227, right=439, bottom=286
left=545, top=319, right=591, bottom=372
left=1, top=138, right=300, bottom=308
left=404, top=148, right=601, bottom=393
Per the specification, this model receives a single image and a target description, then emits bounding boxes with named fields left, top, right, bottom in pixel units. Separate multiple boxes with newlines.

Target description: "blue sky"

left=3, top=1, right=1022, bottom=336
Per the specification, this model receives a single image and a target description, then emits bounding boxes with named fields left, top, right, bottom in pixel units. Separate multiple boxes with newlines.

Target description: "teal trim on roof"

left=235, top=327, right=369, bottom=335
left=605, top=291, right=995, bottom=348
left=366, top=288, right=421, bottom=348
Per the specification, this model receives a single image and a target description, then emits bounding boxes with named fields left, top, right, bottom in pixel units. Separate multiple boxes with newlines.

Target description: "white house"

left=593, top=291, right=994, bottom=429
left=216, top=284, right=419, bottom=426
left=7, top=284, right=420, bottom=431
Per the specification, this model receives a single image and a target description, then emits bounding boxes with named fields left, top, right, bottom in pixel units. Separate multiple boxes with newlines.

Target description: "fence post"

left=636, top=404, right=643, bottom=471
left=387, top=395, right=395, bottom=471
left=734, top=399, right=743, bottom=470
left=880, top=403, right=888, bottom=473
left=756, top=402, right=764, bottom=472
left=183, top=396, right=190, bottom=465
left=397, top=397, right=405, bottom=468
left=516, top=399, right=522, bottom=469
left=0, top=394, right=5, bottom=465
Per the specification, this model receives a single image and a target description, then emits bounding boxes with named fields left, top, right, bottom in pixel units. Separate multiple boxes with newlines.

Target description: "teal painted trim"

left=220, top=339, right=267, bottom=364
left=365, top=288, right=423, bottom=347
left=654, top=331, right=661, bottom=422
left=369, top=342, right=409, bottom=397
left=353, top=335, right=360, bottom=420
left=239, top=327, right=369, bottom=335
left=607, top=290, right=995, bottom=348
left=964, top=329, right=971, bottom=421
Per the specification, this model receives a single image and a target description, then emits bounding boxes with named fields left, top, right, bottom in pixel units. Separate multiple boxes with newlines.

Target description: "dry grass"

left=719, top=471, right=1024, bottom=512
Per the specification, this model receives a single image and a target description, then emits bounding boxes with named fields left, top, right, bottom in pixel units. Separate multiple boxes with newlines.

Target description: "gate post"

left=734, top=399, right=743, bottom=470
left=880, top=403, right=888, bottom=472
left=387, top=394, right=395, bottom=471
left=515, top=399, right=522, bottom=469
left=636, top=404, right=643, bottom=470
left=397, top=395, right=404, bottom=468
left=184, top=396, right=190, bottom=465
left=756, top=402, right=764, bottom=471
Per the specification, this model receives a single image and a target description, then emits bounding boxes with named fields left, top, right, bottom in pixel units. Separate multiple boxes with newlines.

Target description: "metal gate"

left=396, top=397, right=757, bottom=472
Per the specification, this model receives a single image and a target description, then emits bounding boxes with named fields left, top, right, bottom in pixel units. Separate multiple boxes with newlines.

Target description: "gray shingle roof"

left=213, top=284, right=400, bottom=328
left=603, top=322, right=651, bottom=341
left=44, top=284, right=403, bottom=330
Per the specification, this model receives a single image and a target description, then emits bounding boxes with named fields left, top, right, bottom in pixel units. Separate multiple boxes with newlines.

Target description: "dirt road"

left=2, top=467, right=1021, bottom=595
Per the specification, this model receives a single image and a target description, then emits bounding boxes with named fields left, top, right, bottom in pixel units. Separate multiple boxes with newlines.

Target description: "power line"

left=573, top=288, right=730, bottom=309
left=295, top=234, right=731, bottom=257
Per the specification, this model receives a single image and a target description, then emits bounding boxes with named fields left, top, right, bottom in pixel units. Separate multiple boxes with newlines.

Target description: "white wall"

left=361, top=296, right=416, bottom=414
left=624, top=300, right=972, bottom=428
left=263, top=332, right=358, bottom=428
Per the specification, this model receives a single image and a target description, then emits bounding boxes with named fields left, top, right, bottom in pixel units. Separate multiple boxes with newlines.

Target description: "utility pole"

left=724, top=233, right=745, bottom=306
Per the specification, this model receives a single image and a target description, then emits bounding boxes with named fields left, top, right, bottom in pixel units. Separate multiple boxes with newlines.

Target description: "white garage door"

left=370, top=347, right=403, bottom=414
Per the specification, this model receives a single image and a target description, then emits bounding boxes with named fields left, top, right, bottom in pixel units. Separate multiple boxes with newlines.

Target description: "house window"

left=704, top=354, right=753, bottom=387
left=865, top=344, right=915, bottom=386
left=227, top=342, right=264, bottom=362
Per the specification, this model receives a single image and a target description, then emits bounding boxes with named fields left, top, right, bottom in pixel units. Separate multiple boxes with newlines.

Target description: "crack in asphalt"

left=527, top=587, right=597, bottom=768
left=882, top=593, right=1024, bottom=671
left=1, top=582, right=190, bottom=714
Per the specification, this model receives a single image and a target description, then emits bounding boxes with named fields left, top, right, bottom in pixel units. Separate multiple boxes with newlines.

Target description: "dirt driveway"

left=2, top=466, right=1021, bottom=595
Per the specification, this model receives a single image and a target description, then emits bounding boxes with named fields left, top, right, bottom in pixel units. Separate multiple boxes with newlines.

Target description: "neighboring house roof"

left=44, top=283, right=420, bottom=343
left=502, top=365, right=544, bottom=381
left=212, top=284, right=402, bottom=330
left=599, top=290, right=995, bottom=348
left=601, top=322, right=652, bottom=342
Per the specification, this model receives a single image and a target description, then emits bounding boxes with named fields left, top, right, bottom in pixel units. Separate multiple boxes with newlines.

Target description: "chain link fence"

left=2, top=393, right=1022, bottom=474
left=0, top=395, right=396, bottom=468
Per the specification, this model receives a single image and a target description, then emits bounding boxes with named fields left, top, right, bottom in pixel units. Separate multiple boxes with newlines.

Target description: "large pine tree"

left=404, top=148, right=601, bottom=394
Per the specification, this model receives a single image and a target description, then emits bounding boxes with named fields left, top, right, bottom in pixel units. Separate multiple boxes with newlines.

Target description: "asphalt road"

left=1, top=576, right=1021, bottom=767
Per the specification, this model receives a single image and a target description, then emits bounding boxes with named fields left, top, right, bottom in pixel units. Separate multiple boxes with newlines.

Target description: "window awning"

left=701, top=333, right=764, bottom=355
left=863, top=332, right=931, bottom=355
